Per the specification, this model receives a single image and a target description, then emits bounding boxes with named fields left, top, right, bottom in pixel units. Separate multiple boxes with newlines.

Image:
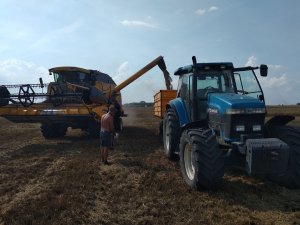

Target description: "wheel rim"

left=184, top=142, right=195, bottom=180
left=165, top=124, right=170, bottom=151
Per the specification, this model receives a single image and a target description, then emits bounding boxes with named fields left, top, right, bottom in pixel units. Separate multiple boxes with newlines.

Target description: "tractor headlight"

left=226, top=109, right=246, bottom=114
left=246, top=108, right=266, bottom=114
left=236, top=125, right=245, bottom=132
left=226, top=108, right=265, bottom=114
left=253, top=125, right=261, bottom=132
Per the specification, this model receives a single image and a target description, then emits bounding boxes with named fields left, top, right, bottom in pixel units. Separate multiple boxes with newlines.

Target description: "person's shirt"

left=101, top=112, right=115, bottom=132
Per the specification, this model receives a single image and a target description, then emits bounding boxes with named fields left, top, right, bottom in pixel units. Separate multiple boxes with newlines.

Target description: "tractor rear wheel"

left=41, top=123, right=67, bottom=139
left=179, top=129, right=224, bottom=190
left=163, top=108, right=180, bottom=160
left=266, top=125, right=300, bottom=188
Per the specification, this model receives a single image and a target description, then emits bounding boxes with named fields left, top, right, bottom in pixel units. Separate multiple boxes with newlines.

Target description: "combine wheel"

left=41, top=123, right=67, bottom=139
left=179, top=129, right=224, bottom=190
left=163, top=108, right=180, bottom=160
left=0, top=86, right=10, bottom=106
left=266, top=125, right=300, bottom=188
left=18, top=84, right=35, bottom=107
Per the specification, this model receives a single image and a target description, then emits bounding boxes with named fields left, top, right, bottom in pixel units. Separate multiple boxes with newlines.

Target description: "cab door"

left=233, top=68, right=265, bottom=102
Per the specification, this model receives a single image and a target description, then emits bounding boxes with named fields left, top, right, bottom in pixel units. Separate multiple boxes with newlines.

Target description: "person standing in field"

left=100, top=107, right=116, bottom=165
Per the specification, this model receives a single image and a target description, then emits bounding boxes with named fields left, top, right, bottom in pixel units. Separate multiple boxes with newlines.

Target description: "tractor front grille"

left=223, top=113, right=265, bottom=141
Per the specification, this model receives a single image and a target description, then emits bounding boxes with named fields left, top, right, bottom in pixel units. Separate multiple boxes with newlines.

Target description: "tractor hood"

left=208, top=93, right=266, bottom=115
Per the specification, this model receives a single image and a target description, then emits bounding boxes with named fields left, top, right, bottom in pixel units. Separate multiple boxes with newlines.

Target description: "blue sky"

left=0, top=0, right=299, bottom=104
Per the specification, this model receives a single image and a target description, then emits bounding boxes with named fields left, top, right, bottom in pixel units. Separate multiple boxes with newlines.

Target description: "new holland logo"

left=208, top=108, right=218, bottom=114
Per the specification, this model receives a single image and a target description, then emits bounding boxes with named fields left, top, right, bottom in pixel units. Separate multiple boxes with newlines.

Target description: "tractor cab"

left=164, top=57, right=300, bottom=190
left=175, top=62, right=267, bottom=119
left=175, top=63, right=236, bottom=122
left=173, top=60, right=268, bottom=144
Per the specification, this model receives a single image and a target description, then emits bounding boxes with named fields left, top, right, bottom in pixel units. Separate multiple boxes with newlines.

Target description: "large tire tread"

left=180, top=128, right=224, bottom=190
left=266, top=125, right=300, bottom=188
left=163, top=108, right=180, bottom=160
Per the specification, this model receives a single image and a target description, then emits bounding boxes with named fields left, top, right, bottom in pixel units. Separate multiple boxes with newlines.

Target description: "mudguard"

left=167, top=98, right=190, bottom=127
left=265, top=115, right=295, bottom=127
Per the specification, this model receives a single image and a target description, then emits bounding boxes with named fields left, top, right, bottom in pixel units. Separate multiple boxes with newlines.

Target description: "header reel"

left=0, top=83, right=82, bottom=107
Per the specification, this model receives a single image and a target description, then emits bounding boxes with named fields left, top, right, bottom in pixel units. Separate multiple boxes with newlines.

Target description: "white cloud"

left=195, top=8, right=206, bottom=16
left=118, top=61, right=129, bottom=74
left=208, top=6, right=219, bottom=12
left=245, top=55, right=287, bottom=88
left=0, top=59, right=49, bottom=85
left=120, top=20, right=157, bottom=28
left=243, top=56, right=298, bottom=104
left=259, top=74, right=287, bottom=88
left=112, top=61, right=131, bottom=85
left=268, top=64, right=282, bottom=70
left=245, top=56, right=257, bottom=67
left=196, top=6, right=219, bottom=15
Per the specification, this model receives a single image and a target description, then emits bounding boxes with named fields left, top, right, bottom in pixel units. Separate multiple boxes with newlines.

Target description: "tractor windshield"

left=196, top=71, right=234, bottom=98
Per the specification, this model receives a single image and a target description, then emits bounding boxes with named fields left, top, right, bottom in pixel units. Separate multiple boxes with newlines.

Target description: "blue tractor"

left=163, top=56, right=300, bottom=190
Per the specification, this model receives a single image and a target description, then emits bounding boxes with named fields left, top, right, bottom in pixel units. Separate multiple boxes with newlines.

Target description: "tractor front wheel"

left=179, top=129, right=224, bottom=190
left=163, top=108, right=180, bottom=160
left=266, top=125, right=300, bottom=188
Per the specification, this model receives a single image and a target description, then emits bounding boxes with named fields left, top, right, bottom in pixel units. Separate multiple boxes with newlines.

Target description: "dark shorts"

left=100, top=131, right=113, bottom=147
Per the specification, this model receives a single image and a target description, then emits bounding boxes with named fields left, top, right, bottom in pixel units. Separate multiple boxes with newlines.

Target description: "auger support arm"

left=113, top=56, right=172, bottom=94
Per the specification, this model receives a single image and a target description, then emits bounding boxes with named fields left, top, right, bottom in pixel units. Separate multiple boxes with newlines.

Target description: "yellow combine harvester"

left=0, top=56, right=172, bottom=138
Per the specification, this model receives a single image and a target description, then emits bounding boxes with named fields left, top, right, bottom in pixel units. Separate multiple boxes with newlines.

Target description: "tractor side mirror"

left=260, top=64, right=268, bottom=77
left=258, top=94, right=265, bottom=102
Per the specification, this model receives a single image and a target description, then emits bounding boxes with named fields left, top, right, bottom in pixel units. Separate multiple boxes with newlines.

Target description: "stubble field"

left=0, top=106, right=300, bottom=225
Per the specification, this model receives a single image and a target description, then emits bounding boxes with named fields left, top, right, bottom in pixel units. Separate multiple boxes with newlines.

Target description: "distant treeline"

left=123, top=101, right=154, bottom=107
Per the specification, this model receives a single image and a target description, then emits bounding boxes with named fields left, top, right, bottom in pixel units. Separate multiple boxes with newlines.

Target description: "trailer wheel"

left=179, top=129, right=224, bottom=190
left=163, top=108, right=180, bottom=160
left=0, top=86, right=10, bottom=107
left=266, top=125, right=300, bottom=188
left=41, top=123, right=67, bottom=139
